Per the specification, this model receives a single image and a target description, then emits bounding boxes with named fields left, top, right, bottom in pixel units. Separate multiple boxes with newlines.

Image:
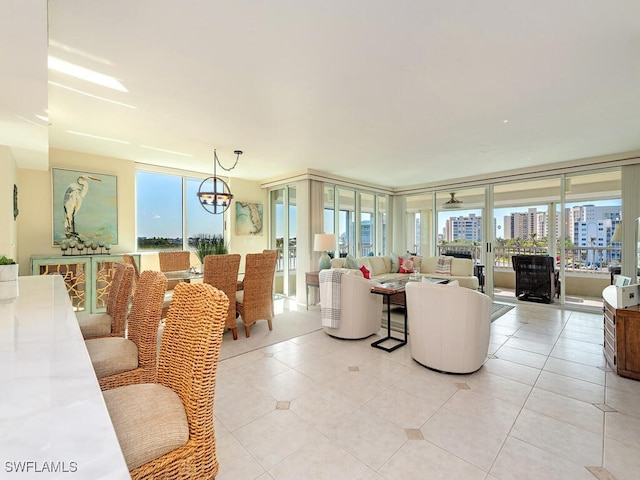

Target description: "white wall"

left=226, top=177, right=270, bottom=273
left=0, top=146, right=18, bottom=263
left=16, top=148, right=267, bottom=275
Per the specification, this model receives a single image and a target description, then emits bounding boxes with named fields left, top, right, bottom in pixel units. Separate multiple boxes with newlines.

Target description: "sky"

left=137, top=171, right=223, bottom=238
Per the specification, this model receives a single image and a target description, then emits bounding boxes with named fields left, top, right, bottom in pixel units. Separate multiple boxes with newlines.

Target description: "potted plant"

left=0, top=255, right=18, bottom=282
left=192, top=234, right=229, bottom=265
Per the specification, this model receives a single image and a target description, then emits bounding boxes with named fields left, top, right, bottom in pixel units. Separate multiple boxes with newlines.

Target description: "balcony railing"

left=493, top=246, right=620, bottom=274
left=438, top=244, right=620, bottom=274
left=274, top=247, right=297, bottom=272
left=274, top=243, right=620, bottom=276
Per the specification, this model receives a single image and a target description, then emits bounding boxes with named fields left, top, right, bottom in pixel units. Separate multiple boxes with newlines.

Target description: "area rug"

left=382, top=301, right=515, bottom=332
left=218, top=308, right=323, bottom=361
left=491, top=302, right=514, bottom=322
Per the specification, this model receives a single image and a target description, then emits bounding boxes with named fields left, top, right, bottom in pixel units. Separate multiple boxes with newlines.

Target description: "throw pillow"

left=344, top=254, right=359, bottom=269
left=446, top=280, right=460, bottom=287
left=359, top=264, right=370, bottom=279
left=390, top=252, right=400, bottom=273
left=399, top=256, right=414, bottom=274
left=435, top=255, right=452, bottom=275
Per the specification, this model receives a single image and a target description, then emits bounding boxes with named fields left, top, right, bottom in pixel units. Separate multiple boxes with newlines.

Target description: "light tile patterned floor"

left=214, top=301, right=640, bottom=480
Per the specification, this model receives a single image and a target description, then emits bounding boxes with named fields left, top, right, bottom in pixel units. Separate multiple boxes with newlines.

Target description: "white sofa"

left=319, top=268, right=382, bottom=339
left=405, top=281, right=491, bottom=374
left=330, top=255, right=479, bottom=290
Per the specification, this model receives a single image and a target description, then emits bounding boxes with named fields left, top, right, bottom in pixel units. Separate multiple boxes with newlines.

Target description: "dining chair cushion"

left=235, top=290, right=244, bottom=304
left=86, top=337, right=138, bottom=379
left=103, top=383, right=189, bottom=471
left=77, top=313, right=112, bottom=339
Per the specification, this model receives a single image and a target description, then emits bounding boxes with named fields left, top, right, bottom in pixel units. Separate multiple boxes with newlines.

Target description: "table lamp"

left=314, top=233, right=335, bottom=270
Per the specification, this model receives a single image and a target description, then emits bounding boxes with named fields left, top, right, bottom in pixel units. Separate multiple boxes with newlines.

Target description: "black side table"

left=370, top=288, right=407, bottom=352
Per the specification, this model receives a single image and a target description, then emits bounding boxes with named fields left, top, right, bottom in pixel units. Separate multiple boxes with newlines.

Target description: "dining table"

left=0, top=275, right=130, bottom=478
left=162, top=268, right=204, bottom=282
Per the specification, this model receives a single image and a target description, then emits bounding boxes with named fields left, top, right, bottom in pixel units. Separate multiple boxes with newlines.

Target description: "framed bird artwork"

left=51, top=168, right=118, bottom=246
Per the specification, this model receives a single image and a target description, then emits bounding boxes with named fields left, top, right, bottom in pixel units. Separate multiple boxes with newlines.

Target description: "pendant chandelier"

left=197, top=149, right=242, bottom=214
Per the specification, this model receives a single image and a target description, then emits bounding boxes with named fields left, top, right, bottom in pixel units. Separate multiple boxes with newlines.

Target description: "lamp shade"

left=314, top=233, right=335, bottom=252
left=314, top=233, right=335, bottom=270
left=611, top=223, right=623, bottom=243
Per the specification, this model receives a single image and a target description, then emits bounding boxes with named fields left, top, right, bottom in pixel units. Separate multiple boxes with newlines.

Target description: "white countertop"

left=0, top=275, right=130, bottom=479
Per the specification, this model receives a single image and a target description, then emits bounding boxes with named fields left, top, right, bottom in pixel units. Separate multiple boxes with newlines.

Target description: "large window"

left=436, top=188, right=484, bottom=261
left=270, top=186, right=297, bottom=297
left=359, top=193, right=374, bottom=256
left=323, top=185, right=388, bottom=257
left=136, top=170, right=223, bottom=251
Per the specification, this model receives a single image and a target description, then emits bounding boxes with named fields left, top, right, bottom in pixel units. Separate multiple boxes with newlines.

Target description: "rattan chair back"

left=262, top=249, right=278, bottom=315
left=236, top=251, right=278, bottom=337
left=122, top=254, right=140, bottom=295
left=203, top=254, right=241, bottom=340
left=106, top=263, right=135, bottom=337
left=159, top=250, right=191, bottom=290
left=98, top=270, right=168, bottom=391
left=129, top=283, right=227, bottom=479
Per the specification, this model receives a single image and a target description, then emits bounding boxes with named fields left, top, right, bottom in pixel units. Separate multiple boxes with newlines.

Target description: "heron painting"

left=64, top=175, right=101, bottom=235
left=52, top=168, right=118, bottom=245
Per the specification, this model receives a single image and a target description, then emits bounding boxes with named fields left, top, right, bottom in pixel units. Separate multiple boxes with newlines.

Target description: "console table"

left=305, top=271, right=320, bottom=309
left=602, top=285, right=640, bottom=380
left=30, top=254, right=140, bottom=314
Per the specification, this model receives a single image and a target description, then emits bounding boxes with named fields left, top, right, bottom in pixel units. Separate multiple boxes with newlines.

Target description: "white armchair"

left=405, top=281, right=491, bottom=373
left=319, top=268, right=382, bottom=339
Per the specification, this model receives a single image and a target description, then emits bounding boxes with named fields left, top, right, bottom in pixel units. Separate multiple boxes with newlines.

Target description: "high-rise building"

left=445, top=213, right=482, bottom=243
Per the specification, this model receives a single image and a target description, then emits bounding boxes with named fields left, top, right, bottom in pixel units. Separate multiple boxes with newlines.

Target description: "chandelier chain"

left=214, top=149, right=240, bottom=172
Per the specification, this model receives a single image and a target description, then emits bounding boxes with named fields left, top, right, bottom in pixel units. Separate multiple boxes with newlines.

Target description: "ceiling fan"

left=442, top=192, right=463, bottom=209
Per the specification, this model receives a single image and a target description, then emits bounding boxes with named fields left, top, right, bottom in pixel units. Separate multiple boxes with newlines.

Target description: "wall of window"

left=136, top=170, right=223, bottom=251
left=322, top=184, right=388, bottom=258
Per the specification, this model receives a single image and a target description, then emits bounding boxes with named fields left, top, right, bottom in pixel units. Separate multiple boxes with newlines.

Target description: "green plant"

left=192, top=234, right=228, bottom=264
left=0, top=255, right=16, bottom=265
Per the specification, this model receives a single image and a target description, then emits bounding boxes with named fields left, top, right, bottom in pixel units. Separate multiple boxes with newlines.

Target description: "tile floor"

left=214, top=301, right=640, bottom=480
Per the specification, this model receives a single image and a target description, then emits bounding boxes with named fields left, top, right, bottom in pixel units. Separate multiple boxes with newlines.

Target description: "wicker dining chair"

left=158, top=250, right=191, bottom=291
left=103, top=282, right=227, bottom=479
left=86, top=270, right=168, bottom=391
left=122, top=254, right=140, bottom=296
left=262, top=249, right=279, bottom=316
left=203, top=253, right=241, bottom=340
left=78, top=262, right=134, bottom=339
left=236, top=251, right=278, bottom=337
left=158, top=250, right=192, bottom=318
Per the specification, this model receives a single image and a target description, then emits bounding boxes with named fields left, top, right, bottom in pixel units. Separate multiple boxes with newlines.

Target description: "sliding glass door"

left=270, top=186, right=297, bottom=298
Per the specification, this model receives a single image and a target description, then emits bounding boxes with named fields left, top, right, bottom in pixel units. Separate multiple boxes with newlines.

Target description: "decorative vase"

left=0, top=264, right=18, bottom=282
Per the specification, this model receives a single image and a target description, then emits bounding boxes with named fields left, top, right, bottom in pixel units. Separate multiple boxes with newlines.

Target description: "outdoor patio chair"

left=512, top=254, right=559, bottom=303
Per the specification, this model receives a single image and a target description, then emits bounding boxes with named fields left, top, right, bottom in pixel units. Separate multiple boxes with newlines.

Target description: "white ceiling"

left=0, top=0, right=48, bottom=168
left=6, top=1, right=640, bottom=188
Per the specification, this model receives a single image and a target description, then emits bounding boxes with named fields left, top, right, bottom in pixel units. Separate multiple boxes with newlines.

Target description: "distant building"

left=572, top=205, right=621, bottom=263
left=445, top=214, right=482, bottom=243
